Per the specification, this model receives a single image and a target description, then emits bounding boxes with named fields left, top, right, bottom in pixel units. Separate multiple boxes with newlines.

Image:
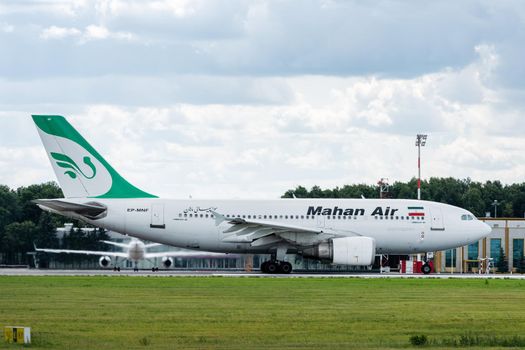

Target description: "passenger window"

left=395, top=216, right=399, bottom=220
left=327, top=216, right=330, bottom=220
left=184, top=213, right=187, bottom=217
left=375, top=216, right=378, bottom=220
left=301, top=215, right=304, bottom=219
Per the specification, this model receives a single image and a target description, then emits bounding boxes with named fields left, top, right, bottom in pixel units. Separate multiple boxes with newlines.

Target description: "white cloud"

left=1, top=22, right=14, bottom=33
left=2, top=1, right=525, bottom=198
left=84, top=24, right=109, bottom=39
left=40, top=24, right=135, bottom=42
left=40, top=26, right=81, bottom=40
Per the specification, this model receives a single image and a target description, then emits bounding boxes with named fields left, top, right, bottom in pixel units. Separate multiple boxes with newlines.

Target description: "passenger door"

left=429, top=207, right=444, bottom=231
left=150, top=203, right=165, bottom=229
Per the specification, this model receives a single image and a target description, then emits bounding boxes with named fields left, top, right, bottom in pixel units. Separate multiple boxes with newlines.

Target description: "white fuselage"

left=126, top=239, right=146, bottom=261
left=72, top=198, right=490, bottom=255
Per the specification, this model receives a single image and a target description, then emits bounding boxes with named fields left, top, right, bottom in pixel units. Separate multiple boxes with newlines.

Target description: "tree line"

left=0, top=182, right=108, bottom=265
left=282, top=177, right=525, bottom=218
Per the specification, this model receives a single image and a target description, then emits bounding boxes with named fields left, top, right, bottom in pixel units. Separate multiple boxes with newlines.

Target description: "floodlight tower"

left=492, top=200, right=501, bottom=218
left=415, top=134, right=427, bottom=200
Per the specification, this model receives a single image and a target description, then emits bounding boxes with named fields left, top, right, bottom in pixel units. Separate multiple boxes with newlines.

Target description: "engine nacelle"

left=99, top=256, right=111, bottom=268
left=301, top=237, right=376, bottom=266
left=162, top=257, right=173, bottom=268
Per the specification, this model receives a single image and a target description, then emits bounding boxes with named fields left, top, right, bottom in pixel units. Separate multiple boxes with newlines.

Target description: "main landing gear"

left=421, top=263, right=432, bottom=275
left=260, top=260, right=292, bottom=274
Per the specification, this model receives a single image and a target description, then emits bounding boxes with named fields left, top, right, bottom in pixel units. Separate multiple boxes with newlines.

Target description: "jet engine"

left=162, top=257, right=173, bottom=268
left=301, top=237, right=376, bottom=266
left=99, top=256, right=111, bottom=268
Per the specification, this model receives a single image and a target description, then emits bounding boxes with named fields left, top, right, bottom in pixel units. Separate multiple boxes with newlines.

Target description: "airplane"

left=34, top=238, right=237, bottom=271
left=31, top=115, right=492, bottom=274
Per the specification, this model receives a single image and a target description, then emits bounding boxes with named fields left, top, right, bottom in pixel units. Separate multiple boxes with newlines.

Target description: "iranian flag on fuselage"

left=408, top=206, right=425, bottom=217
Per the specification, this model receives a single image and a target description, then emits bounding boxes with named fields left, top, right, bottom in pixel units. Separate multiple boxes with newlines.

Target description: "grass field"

left=1, top=277, right=525, bottom=349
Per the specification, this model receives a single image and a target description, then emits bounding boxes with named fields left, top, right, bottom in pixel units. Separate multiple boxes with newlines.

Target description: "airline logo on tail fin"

left=51, top=152, right=97, bottom=179
left=32, top=115, right=157, bottom=199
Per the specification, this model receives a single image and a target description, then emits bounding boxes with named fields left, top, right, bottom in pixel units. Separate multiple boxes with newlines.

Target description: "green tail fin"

left=32, top=115, right=157, bottom=199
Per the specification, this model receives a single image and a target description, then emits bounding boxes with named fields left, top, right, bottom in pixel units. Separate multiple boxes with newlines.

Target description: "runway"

left=2, top=268, right=525, bottom=279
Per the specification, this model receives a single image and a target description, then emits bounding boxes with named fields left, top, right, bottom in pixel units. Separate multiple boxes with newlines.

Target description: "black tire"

left=280, top=262, right=292, bottom=274
left=422, top=264, right=431, bottom=275
left=260, top=261, right=269, bottom=273
left=152, top=267, right=155, bottom=272
left=117, top=267, right=120, bottom=272
left=267, top=261, right=279, bottom=274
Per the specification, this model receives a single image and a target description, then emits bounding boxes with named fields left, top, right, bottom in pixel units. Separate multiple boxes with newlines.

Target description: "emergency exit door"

left=150, top=204, right=165, bottom=229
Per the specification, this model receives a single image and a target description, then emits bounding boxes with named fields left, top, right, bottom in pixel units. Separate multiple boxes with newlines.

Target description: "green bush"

left=409, top=334, right=428, bottom=346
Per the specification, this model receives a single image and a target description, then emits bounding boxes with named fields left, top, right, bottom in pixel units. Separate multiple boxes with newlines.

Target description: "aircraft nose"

left=479, top=221, right=492, bottom=238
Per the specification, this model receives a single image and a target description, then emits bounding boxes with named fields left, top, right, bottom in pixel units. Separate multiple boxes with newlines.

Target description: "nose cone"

left=476, top=221, right=492, bottom=240
left=481, top=222, right=492, bottom=236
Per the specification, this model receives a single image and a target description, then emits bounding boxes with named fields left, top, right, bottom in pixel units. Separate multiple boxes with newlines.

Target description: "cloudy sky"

left=1, top=0, right=525, bottom=199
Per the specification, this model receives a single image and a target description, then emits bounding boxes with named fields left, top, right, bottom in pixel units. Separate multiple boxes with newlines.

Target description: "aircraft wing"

left=144, top=251, right=240, bottom=259
left=212, top=211, right=361, bottom=247
left=35, top=247, right=127, bottom=258
left=100, top=240, right=129, bottom=249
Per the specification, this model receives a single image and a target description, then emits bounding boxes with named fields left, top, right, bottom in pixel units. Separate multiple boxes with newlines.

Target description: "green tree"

left=2, top=221, right=38, bottom=264
left=35, top=212, right=59, bottom=249
left=516, top=256, right=525, bottom=274
left=462, top=186, right=484, bottom=217
left=496, top=247, right=508, bottom=273
left=16, top=182, right=63, bottom=224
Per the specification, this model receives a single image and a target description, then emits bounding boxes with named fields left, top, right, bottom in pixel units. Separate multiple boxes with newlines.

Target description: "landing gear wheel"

left=422, top=264, right=431, bottom=275
left=267, top=261, right=279, bottom=274
left=280, top=262, right=292, bottom=274
left=260, top=261, right=269, bottom=273
left=117, top=267, right=120, bottom=272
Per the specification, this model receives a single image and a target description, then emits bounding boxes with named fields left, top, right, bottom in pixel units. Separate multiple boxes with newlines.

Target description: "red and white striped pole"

left=417, top=144, right=421, bottom=200
left=415, top=134, right=427, bottom=200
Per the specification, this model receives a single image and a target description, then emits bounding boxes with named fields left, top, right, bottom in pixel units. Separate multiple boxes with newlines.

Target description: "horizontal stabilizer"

left=33, top=199, right=107, bottom=219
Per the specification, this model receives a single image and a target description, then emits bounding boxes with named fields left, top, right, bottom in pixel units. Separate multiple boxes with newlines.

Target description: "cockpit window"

left=461, top=214, right=475, bottom=221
